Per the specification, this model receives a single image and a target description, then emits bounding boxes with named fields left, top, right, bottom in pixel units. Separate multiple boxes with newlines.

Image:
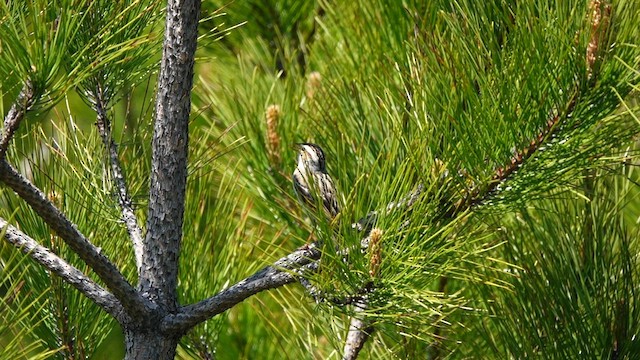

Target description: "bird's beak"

left=293, top=143, right=303, bottom=150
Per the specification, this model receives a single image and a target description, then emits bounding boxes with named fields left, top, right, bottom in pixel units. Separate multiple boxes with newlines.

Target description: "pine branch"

left=141, top=0, right=200, bottom=311
left=357, top=0, right=612, bottom=230
left=353, top=184, right=424, bottom=232
left=92, top=83, right=144, bottom=273
left=0, top=161, right=155, bottom=320
left=465, top=91, right=579, bottom=209
left=466, top=0, right=610, bottom=210
left=162, top=243, right=322, bottom=332
left=0, top=217, right=126, bottom=322
left=173, top=75, right=594, bottom=347
left=303, top=281, right=377, bottom=359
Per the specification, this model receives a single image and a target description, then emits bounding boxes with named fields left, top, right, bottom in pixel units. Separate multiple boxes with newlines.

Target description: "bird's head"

left=295, top=143, right=327, bottom=173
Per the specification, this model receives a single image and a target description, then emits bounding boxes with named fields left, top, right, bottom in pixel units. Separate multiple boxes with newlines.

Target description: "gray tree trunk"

left=125, top=0, right=200, bottom=357
left=124, top=328, right=180, bottom=360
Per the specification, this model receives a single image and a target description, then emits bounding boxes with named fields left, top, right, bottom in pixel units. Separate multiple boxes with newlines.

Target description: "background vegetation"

left=1, top=0, right=639, bottom=358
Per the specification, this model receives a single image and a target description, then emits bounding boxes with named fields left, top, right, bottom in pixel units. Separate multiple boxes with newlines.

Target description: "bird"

left=292, top=143, right=340, bottom=221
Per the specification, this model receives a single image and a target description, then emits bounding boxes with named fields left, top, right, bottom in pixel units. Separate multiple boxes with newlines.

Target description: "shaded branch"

left=342, top=298, right=375, bottom=360
left=0, top=161, right=155, bottom=320
left=140, top=0, right=201, bottom=311
left=300, top=277, right=377, bottom=359
left=0, top=217, right=127, bottom=322
left=162, top=243, right=322, bottom=332
left=0, top=82, right=35, bottom=160
left=92, top=84, right=144, bottom=273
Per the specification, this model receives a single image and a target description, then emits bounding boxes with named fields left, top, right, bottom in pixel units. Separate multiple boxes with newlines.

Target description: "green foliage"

left=191, top=0, right=640, bottom=357
left=66, top=0, right=164, bottom=106
left=0, top=249, right=61, bottom=360
left=0, top=0, right=77, bottom=108
left=460, top=168, right=640, bottom=358
left=0, top=115, right=131, bottom=358
left=200, top=0, right=319, bottom=75
left=0, top=0, right=160, bottom=112
left=0, top=0, right=163, bottom=357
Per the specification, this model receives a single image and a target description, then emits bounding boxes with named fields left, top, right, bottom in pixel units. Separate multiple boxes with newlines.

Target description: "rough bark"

left=124, top=327, right=181, bottom=360
left=139, top=0, right=200, bottom=312
left=120, top=0, right=202, bottom=355
left=0, top=82, right=34, bottom=160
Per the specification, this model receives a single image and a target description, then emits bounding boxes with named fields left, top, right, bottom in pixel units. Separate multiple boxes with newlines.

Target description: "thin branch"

left=162, top=243, right=322, bottom=332
left=298, top=276, right=372, bottom=306
left=0, top=161, right=155, bottom=320
left=141, top=0, right=201, bottom=311
left=342, top=298, right=375, bottom=360
left=300, top=277, right=377, bottom=359
left=0, top=82, right=35, bottom=160
left=92, top=84, right=144, bottom=273
left=0, top=217, right=127, bottom=322
left=165, top=235, right=372, bottom=333
left=353, top=184, right=424, bottom=232
left=166, top=205, right=395, bottom=333
left=298, top=276, right=326, bottom=302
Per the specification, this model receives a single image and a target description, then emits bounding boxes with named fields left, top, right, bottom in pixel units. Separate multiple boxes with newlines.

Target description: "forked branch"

left=0, top=87, right=153, bottom=321
left=0, top=161, right=154, bottom=320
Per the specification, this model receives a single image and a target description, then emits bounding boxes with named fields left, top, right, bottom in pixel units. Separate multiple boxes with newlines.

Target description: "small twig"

left=0, top=217, right=127, bottom=323
left=301, top=229, right=382, bottom=306
left=299, top=275, right=372, bottom=306
left=298, top=276, right=325, bottom=301
left=0, top=82, right=35, bottom=160
left=0, top=161, right=155, bottom=320
left=92, top=84, right=144, bottom=272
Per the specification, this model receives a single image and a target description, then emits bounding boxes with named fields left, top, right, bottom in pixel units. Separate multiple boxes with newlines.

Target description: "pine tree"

left=1, top=0, right=639, bottom=359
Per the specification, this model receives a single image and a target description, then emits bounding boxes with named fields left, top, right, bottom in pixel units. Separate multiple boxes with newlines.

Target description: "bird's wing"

left=319, top=173, right=340, bottom=218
